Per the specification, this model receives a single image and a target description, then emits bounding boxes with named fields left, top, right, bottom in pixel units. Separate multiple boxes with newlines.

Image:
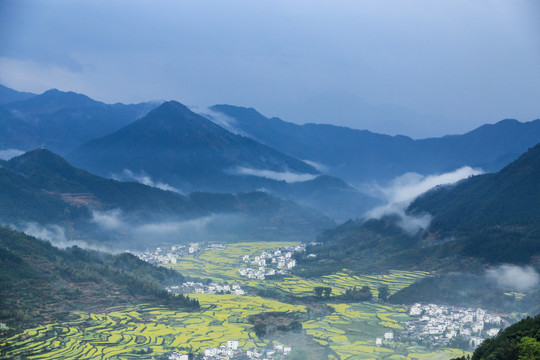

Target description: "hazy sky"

left=1, top=0, right=539, bottom=137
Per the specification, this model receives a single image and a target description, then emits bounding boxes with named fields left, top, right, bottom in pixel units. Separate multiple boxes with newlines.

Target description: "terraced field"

left=2, top=242, right=466, bottom=360
left=164, top=241, right=300, bottom=282
left=0, top=295, right=306, bottom=359
left=304, top=302, right=469, bottom=360
left=318, top=270, right=432, bottom=298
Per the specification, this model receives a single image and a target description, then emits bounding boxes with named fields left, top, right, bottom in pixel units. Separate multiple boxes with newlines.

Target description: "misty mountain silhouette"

left=1, top=149, right=334, bottom=242
left=407, top=143, right=540, bottom=264
left=211, top=105, right=540, bottom=184
left=0, top=87, right=158, bottom=154
left=67, top=101, right=378, bottom=219
left=68, top=101, right=319, bottom=192
left=0, top=84, right=35, bottom=105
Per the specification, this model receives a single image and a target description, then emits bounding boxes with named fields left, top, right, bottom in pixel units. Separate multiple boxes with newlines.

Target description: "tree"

left=253, top=323, right=267, bottom=338
left=518, top=337, right=540, bottom=360
left=378, top=285, right=390, bottom=302
left=323, top=287, right=332, bottom=298
left=289, top=320, right=303, bottom=333
left=314, top=287, right=324, bottom=297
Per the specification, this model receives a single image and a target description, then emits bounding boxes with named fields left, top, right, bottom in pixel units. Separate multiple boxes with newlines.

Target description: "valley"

left=0, top=85, right=539, bottom=360
left=2, top=241, right=477, bottom=360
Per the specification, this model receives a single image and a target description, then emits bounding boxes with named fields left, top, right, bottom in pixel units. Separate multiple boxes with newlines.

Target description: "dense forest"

left=452, top=314, right=540, bottom=360
left=0, top=226, right=199, bottom=336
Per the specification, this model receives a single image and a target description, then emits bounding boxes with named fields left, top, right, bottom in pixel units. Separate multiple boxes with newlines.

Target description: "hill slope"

left=0, top=149, right=334, bottom=245
left=451, top=314, right=540, bottom=360
left=297, top=144, right=540, bottom=278
left=408, top=143, right=540, bottom=264
left=0, top=226, right=198, bottom=334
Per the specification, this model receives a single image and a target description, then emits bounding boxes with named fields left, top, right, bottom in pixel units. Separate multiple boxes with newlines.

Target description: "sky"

left=0, top=0, right=539, bottom=138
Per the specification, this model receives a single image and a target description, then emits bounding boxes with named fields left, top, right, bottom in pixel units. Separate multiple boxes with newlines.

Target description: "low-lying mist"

left=112, top=169, right=183, bottom=194
left=0, top=148, right=24, bottom=161
left=5, top=210, right=257, bottom=253
left=9, top=222, right=117, bottom=253
left=89, top=209, right=252, bottom=248
left=362, top=166, right=483, bottom=233
left=486, top=264, right=540, bottom=292
left=229, top=166, right=319, bottom=183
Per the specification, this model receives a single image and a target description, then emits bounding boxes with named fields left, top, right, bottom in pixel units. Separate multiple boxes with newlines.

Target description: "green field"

left=1, top=242, right=469, bottom=360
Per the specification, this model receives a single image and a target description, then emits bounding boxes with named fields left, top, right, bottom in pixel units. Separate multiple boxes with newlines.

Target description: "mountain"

left=0, top=226, right=198, bottom=333
left=0, top=87, right=159, bottom=154
left=0, top=84, right=35, bottom=105
left=68, top=101, right=373, bottom=219
left=0, top=149, right=334, bottom=245
left=69, top=101, right=318, bottom=190
left=407, top=143, right=540, bottom=264
left=296, top=143, right=540, bottom=277
left=209, top=105, right=540, bottom=184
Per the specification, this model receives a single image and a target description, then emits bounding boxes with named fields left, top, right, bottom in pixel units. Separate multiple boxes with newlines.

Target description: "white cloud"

left=90, top=209, right=125, bottom=231
left=364, top=166, right=482, bottom=233
left=486, top=265, right=540, bottom=292
left=303, top=160, right=328, bottom=172
left=14, top=222, right=115, bottom=252
left=0, top=149, right=24, bottom=160
left=112, top=169, right=182, bottom=194
left=134, top=216, right=214, bottom=237
left=231, top=166, right=318, bottom=183
left=193, top=107, right=246, bottom=136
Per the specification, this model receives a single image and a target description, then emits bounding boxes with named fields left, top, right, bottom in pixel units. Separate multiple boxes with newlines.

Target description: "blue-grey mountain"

left=210, top=105, right=540, bottom=184
left=0, top=87, right=159, bottom=154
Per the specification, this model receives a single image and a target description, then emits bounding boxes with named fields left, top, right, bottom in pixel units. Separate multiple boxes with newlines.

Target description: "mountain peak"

left=8, top=148, right=72, bottom=173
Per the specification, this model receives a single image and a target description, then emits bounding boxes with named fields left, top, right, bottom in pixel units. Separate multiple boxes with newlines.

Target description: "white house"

left=227, top=340, right=239, bottom=350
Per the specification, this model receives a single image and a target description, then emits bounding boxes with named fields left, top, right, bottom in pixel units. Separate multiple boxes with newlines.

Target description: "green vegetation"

left=1, top=241, right=467, bottom=360
left=451, top=314, right=540, bottom=360
left=389, top=273, right=540, bottom=315
left=0, top=226, right=197, bottom=335
left=409, top=144, right=540, bottom=265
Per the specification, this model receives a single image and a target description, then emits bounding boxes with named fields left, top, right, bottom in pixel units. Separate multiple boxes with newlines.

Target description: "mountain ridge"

left=210, top=104, right=540, bottom=184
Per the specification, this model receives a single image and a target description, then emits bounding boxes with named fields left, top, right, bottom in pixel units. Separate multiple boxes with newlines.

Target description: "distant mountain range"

left=2, top=84, right=540, bottom=221
left=0, top=87, right=159, bottom=154
left=0, top=149, right=335, bottom=246
left=210, top=105, right=540, bottom=184
left=67, top=101, right=375, bottom=220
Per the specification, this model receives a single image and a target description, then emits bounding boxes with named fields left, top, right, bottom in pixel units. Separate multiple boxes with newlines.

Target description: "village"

left=166, top=281, right=246, bottom=296
left=398, top=303, right=504, bottom=349
left=129, top=243, right=202, bottom=264
left=238, top=245, right=307, bottom=280
left=165, top=341, right=292, bottom=360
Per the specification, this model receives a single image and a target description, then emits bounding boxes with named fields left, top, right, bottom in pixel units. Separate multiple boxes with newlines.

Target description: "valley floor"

left=1, top=241, right=474, bottom=360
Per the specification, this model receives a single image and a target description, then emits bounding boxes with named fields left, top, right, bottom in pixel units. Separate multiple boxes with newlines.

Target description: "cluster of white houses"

left=129, top=243, right=202, bottom=264
left=238, top=246, right=306, bottom=280
left=203, top=341, right=292, bottom=360
left=167, top=282, right=245, bottom=296
left=403, top=303, right=503, bottom=348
